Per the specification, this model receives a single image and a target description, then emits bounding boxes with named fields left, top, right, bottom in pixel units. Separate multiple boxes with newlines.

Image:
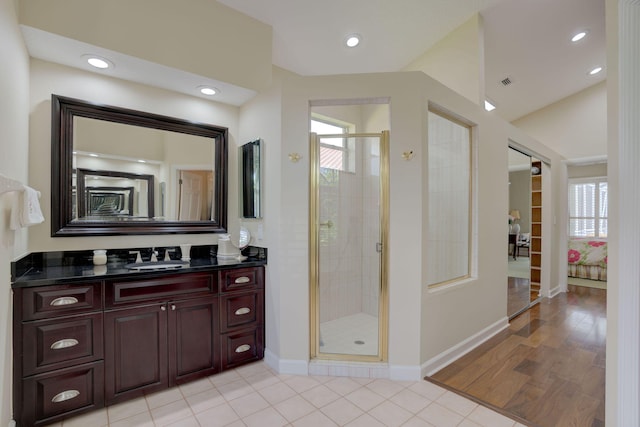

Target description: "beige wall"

left=0, top=0, right=30, bottom=423
left=19, top=0, right=273, bottom=91
left=568, top=162, right=607, bottom=179
left=257, top=70, right=565, bottom=375
left=405, top=14, right=483, bottom=106
left=512, top=81, right=607, bottom=161
left=28, top=59, right=248, bottom=252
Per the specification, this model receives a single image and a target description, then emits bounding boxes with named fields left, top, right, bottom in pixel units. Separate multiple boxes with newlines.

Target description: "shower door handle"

left=376, top=242, right=383, bottom=253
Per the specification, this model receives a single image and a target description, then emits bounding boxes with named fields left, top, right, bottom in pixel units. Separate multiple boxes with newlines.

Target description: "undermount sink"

left=124, top=260, right=190, bottom=270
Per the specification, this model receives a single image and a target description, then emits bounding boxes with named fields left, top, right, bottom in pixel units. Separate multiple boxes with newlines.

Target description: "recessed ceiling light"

left=198, top=86, right=218, bottom=96
left=589, top=66, right=603, bottom=75
left=345, top=34, right=361, bottom=48
left=484, top=100, right=496, bottom=111
left=137, top=159, right=146, bottom=163
left=83, top=55, right=113, bottom=69
left=89, top=153, right=99, bottom=157
left=571, top=31, right=588, bottom=42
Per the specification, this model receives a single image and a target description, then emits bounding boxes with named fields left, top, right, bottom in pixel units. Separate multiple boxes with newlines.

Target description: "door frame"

left=309, top=131, right=389, bottom=362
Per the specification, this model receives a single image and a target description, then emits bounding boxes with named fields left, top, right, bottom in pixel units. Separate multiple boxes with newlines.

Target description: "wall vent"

left=500, top=77, right=513, bottom=86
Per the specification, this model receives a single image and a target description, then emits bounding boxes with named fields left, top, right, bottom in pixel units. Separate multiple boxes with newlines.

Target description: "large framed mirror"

left=51, top=94, right=228, bottom=236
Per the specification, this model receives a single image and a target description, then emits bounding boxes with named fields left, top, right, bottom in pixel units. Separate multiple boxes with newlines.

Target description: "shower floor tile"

left=320, top=313, right=378, bottom=355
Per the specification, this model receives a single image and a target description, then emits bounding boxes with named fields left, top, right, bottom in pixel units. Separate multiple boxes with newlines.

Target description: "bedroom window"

left=426, top=108, right=473, bottom=287
left=568, top=177, right=608, bottom=238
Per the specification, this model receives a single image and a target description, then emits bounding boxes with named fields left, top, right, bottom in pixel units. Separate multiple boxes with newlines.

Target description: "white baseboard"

left=265, top=350, right=423, bottom=380
left=264, top=349, right=309, bottom=375
left=389, top=365, right=422, bottom=381
left=421, top=316, right=509, bottom=377
left=548, top=285, right=563, bottom=298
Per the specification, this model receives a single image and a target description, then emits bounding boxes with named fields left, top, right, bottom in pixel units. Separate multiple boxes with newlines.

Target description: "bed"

left=568, top=238, right=607, bottom=281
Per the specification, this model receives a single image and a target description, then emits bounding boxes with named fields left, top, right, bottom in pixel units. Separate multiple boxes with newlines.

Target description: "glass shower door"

left=310, top=131, right=388, bottom=361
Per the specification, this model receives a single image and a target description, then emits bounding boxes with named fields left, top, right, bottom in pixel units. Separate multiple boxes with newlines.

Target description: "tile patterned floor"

left=44, top=361, right=527, bottom=427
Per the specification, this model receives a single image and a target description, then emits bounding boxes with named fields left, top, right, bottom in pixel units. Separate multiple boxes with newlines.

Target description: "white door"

left=178, top=171, right=203, bottom=220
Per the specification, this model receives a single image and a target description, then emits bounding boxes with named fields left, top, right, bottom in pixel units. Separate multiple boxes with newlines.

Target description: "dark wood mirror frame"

left=51, top=94, right=228, bottom=236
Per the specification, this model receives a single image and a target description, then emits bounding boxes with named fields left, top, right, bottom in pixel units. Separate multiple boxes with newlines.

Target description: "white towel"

left=10, top=186, right=44, bottom=229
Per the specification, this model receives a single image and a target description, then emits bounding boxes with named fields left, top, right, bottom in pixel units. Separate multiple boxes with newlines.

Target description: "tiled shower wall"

left=319, top=137, right=380, bottom=323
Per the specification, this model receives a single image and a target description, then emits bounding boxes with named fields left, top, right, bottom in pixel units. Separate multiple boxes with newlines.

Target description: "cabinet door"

left=168, top=297, right=220, bottom=385
left=22, top=361, right=104, bottom=427
left=221, top=327, right=264, bottom=370
left=220, top=290, right=263, bottom=333
left=104, top=305, right=168, bottom=404
left=23, top=313, right=103, bottom=376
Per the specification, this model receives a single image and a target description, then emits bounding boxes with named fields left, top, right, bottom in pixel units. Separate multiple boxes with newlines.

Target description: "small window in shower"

left=311, top=116, right=355, bottom=173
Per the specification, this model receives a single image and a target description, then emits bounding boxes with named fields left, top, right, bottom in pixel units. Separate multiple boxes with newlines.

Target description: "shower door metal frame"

left=309, top=131, right=389, bottom=362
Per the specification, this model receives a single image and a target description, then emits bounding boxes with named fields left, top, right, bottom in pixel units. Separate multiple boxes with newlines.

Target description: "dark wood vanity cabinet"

left=13, top=265, right=265, bottom=427
left=103, top=272, right=220, bottom=404
left=14, top=283, right=105, bottom=427
left=219, top=267, right=265, bottom=369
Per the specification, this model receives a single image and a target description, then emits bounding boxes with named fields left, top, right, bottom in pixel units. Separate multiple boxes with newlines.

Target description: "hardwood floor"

left=427, top=284, right=606, bottom=427
left=508, top=276, right=531, bottom=318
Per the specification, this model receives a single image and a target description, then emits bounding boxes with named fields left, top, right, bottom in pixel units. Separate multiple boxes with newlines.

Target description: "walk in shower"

left=309, top=128, right=389, bottom=361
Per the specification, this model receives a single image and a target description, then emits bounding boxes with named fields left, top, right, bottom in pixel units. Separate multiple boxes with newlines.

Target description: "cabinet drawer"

left=220, top=267, right=264, bottom=292
left=22, top=361, right=104, bottom=427
left=221, top=328, right=264, bottom=370
left=220, top=291, right=263, bottom=333
left=106, top=273, right=216, bottom=307
left=23, top=313, right=103, bottom=376
left=21, top=283, right=102, bottom=321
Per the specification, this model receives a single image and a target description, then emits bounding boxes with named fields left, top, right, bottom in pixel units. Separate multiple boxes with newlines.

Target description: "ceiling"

left=217, top=0, right=606, bottom=122
left=22, top=0, right=606, bottom=121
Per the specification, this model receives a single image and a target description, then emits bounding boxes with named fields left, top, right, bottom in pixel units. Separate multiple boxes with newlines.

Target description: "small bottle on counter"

left=93, top=250, right=107, bottom=265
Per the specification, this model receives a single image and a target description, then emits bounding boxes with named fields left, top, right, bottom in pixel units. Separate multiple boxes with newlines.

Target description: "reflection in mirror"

left=52, top=94, right=228, bottom=236
left=239, top=139, right=261, bottom=218
left=507, top=146, right=531, bottom=319
left=76, top=168, right=154, bottom=219
left=238, top=226, right=251, bottom=249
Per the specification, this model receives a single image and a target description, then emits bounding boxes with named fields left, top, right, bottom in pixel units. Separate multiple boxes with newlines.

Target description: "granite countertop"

left=11, top=245, right=267, bottom=287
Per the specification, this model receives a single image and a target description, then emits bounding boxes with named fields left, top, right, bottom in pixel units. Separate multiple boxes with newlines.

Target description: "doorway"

left=309, top=131, right=389, bottom=361
left=507, top=147, right=531, bottom=318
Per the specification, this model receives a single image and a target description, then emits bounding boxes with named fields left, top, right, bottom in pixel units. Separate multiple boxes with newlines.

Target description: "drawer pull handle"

left=50, top=296, right=79, bottom=306
left=235, top=344, right=251, bottom=353
left=50, top=339, right=79, bottom=350
left=52, top=390, right=80, bottom=403
left=234, top=276, right=251, bottom=284
left=235, top=307, right=251, bottom=316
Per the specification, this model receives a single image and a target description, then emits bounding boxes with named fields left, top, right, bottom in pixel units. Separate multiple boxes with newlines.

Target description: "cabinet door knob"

left=235, top=344, right=251, bottom=353
left=50, top=338, right=79, bottom=350
left=234, top=307, right=251, bottom=315
left=50, top=296, right=79, bottom=306
left=51, top=390, right=80, bottom=403
left=171, top=304, right=176, bottom=311
left=234, top=276, right=251, bottom=284
left=160, top=306, right=166, bottom=311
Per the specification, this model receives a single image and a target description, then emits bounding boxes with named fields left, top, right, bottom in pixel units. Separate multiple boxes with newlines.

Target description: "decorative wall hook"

left=288, top=153, right=302, bottom=163
left=402, top=150, right=414, bottom=161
